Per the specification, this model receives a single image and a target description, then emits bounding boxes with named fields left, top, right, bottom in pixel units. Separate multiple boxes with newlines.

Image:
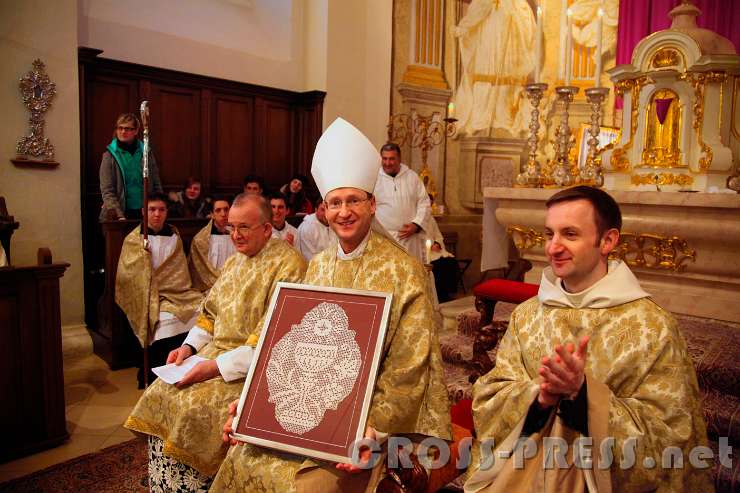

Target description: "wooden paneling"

left=256, top=100, right=293, bottom=185
left=149, top=83, right=202, bottom=188
left=212, top=94, right=254, bottom=191
left=78, top=47, right=325, bottom=366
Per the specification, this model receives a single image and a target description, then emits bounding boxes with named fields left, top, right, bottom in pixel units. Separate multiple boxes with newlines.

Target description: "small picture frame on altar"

left=576, top=123, right=620, bottom=169
left=231, top=282, right=392, bottom=464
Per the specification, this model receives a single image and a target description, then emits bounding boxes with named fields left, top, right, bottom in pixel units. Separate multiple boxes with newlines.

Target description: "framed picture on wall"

left=230, top=282, right=392, bottom=464
left=576, top=123, right=620, bottom=168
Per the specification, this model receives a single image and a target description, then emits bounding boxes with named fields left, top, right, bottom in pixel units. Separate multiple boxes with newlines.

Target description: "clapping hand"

left=537, top=335, right=589, bottom=408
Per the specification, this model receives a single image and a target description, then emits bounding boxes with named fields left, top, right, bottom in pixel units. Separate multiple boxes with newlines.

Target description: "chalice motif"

left=267, top=302, right=361, bottom=435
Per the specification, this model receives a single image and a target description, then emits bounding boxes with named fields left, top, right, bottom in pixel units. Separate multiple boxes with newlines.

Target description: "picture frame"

left=231, top=282, right=393, bottom=464
left=575, top=123, right=620, bottom=169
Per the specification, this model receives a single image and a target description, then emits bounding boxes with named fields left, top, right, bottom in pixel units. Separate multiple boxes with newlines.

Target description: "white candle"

left=447, top=102, right=455, bottom=118
left=535, top=4, right=543, bottom=83
left=594, top=6, right=604, bottom=87
left=565, top=8, right=573, bottom=86
left=425, top=239, right=433, bottom=265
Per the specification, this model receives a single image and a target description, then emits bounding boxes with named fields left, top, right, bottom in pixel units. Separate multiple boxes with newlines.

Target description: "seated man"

left=124, top=193, right=307, bottom=491
left=269, top=192, right=298, bottom=247
left=243, top=174, right=265, bottom=196
left=115, top=193, right=203, bottom=387
left=188, top=196, right=236, bottom=292
left=296, top=196, right=333, bottom=261
left=213, top=118, right=451, bottom=492
left=465, top=186, right=712, bottom=492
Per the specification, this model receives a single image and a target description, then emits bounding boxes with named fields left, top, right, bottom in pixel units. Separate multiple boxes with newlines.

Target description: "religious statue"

left=451, top=0, right=536, bottom=137
left=570, top=0, right=619, bottom=62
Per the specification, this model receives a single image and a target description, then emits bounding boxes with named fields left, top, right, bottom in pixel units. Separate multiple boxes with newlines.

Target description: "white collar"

left=538, top=260, right=651, bottom=309
left=336, top=229, right=371, bottom=260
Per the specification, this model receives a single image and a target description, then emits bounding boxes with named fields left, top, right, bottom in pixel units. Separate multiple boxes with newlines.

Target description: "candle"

left=567, top=9, right=574, bottom=84
left=594, top=6, right=604, bottom=87
left=535, top=4, right=543, bottom=83
left=425, top=239, right=433, bottom=265
left=447, top=102, right=455, bottom=118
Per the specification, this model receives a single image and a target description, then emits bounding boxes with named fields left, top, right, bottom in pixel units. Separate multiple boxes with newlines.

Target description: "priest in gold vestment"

left=188, top=197, right=235, bottom=292
left=212, top=118, right=451, bottom=492
left=124, top=194, right=307, bottom=491
left=465, top=187, right=712, bottom=493
left=115, top=193, right=203, bottom=387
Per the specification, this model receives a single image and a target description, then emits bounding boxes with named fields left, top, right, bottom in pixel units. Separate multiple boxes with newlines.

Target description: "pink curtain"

left=615, top=0, right=739, bottom=107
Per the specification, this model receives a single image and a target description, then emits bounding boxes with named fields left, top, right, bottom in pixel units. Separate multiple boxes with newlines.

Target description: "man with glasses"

left=99, top=112, right=163, bottom=221
left=188, top=196, right=236, bottom=292
left=125, top=193, right=307, bottom=491
left=212, top=118, right=451, bottom=492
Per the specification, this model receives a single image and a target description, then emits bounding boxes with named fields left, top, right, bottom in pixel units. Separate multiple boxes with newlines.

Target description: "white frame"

left=230, top=281, right=393, bottom=464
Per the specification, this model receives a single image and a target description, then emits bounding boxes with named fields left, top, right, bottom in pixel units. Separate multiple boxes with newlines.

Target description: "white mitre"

left=311, top=118, right=380, bottom=197
left=311, top=117, right=401, bottom=249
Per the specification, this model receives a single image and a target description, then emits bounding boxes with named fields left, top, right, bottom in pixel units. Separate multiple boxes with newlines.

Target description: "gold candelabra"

left=387, top=112, right=457, bottom=209
left=582, top=87, right=610, bottom=187
left=517, top=83, right=548, bottom=187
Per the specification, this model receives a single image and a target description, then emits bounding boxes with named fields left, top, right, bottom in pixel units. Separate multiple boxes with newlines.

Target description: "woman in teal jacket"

left=99, top=113, right=163, bottom=221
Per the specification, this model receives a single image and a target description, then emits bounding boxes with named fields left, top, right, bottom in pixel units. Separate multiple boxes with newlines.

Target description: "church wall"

left=0, top=0, right=84, bottom=327
left=323, top=0, right=392, bottom=148
left=78, top=0, right=305, bottom=92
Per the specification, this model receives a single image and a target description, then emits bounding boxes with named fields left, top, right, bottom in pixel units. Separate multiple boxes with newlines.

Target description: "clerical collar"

left=211, top=223, right=228, bottom=235
left=146, top=223, right=173, bottom=236
left=336, top=229, right=371, bottom=260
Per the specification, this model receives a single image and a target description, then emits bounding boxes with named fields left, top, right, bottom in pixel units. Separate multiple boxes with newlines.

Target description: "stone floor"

left=0, top=353, right=143, bottom=483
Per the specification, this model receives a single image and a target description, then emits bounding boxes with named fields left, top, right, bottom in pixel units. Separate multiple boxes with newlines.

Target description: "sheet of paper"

left=152, top=355, right=208, bottom=384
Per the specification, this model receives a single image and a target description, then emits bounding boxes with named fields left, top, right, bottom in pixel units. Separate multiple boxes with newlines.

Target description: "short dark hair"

left=268, top=191, right=287, bottom=205
left=380, top=142, right=401, bottom=157
left=545, top=186, right=622, bottom=236
left=211, top=195, right=232, bottom=206
left=147, top=192, right=169, bottom=205
left=243, top=174, right=265, bottom=190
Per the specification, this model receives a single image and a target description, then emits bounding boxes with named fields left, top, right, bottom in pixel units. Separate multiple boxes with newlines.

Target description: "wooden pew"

left=0, top=249, right=69, bottom=462
left=93, top=218, right=208, bottom=370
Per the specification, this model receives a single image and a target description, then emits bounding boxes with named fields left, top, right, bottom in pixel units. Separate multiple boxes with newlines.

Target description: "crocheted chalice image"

left=266, top=302, right=362, bottom=435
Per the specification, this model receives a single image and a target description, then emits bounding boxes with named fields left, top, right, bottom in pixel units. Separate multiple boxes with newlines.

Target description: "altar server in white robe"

left=296, top=198, right=333, bottom=261
left=269, top=192, right=298, bottom=247
left=373, top=142, right=433, bottom=263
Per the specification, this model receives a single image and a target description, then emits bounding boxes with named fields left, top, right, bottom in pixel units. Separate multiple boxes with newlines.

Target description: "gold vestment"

left=188, top=220, right=222, bottom=292
left=115, top=225, right=202, bottom=347
left=124, top=239, right=307, bottom=476
left=210, top=231, right=452, bottom=492
left=465, top=296, right=713, bottom=492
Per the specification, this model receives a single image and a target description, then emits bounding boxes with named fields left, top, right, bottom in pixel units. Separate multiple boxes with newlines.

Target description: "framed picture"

left=575, top=123, right=620, bottom=168
left=231, top=282, right=393, bottom=464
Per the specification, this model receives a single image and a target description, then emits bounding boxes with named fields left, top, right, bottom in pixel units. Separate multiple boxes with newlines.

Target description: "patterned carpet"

left=0, top=439, right=147, bottom=493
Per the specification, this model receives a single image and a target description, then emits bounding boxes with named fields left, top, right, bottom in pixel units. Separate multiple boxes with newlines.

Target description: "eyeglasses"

left=117, top=126, right=137, bottom=132
left=224, top=223, right=265, bottom=236
left=326, top=197, right=370, bottom=211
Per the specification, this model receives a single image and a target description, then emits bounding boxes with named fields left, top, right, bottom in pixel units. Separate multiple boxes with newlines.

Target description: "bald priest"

left=125, top=194, right=307, bottom=491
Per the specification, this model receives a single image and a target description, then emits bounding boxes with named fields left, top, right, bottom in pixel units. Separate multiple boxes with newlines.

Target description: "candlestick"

left=517, top=83, right=548, bottom=187
left=535, top=5, right=543, bottom=83
left=447, top=102, right=455, bottom=119
left=581, top=87, right=609, bottom=186
left=594, top=7, right=604, bottom=87
left=565, top=8, right=573, bottom=86
left=552, top=85, right=579, bottom=187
